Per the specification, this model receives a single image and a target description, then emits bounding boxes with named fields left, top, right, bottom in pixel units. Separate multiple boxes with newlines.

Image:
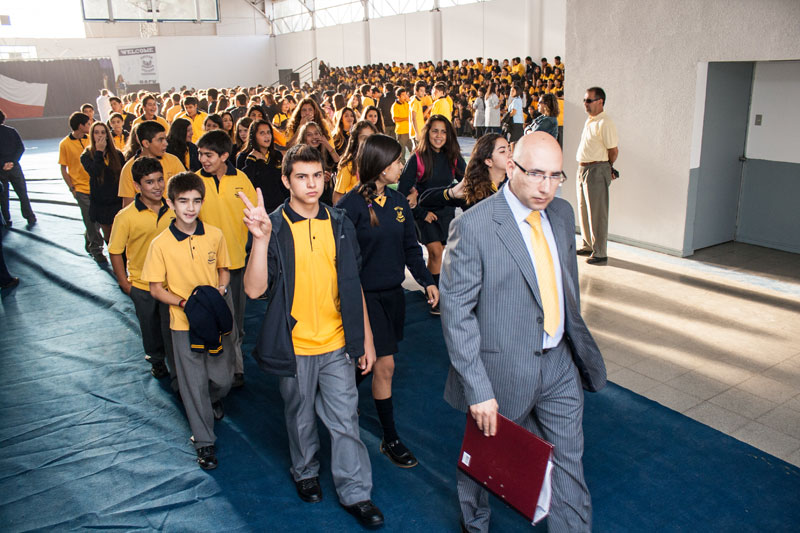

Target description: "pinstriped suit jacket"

left=440, top=186, right=606, bottom=421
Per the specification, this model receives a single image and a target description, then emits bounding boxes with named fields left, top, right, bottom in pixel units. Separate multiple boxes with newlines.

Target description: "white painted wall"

left=564, top=0, right=800, bottom=256
left=746, top=60, right=800, bottom=165
left=276, top=0, right=565, bottom=71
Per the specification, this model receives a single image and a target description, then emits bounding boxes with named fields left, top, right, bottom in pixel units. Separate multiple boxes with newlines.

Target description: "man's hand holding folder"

left=469, top=398, right=499, bottom=437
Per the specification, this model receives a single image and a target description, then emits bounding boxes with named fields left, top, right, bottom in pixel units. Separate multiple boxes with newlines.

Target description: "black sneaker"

left=212, top=400, right=224, bottom=421
left=150, top=361, right=169, bottom=379
left=380, top=439, right=419, bottom=468
left=342, top=500, right=384, bottom=529
left=295, top=476, right=322, bottom=503
left=196, top=445, right=217, bottom=470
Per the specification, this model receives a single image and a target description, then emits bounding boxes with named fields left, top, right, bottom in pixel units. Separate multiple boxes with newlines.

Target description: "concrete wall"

left=564, top=0, right=800, bottom=256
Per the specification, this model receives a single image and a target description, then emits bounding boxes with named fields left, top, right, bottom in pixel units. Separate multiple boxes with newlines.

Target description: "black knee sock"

left=432, top=273, right=440, bottom=287
left=375, top=397, right=398, bottom=442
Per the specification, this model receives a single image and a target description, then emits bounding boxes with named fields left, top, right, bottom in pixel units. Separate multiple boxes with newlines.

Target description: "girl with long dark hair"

left=336, top=134, right=438, bottom=468
left=166, top=117, right=200, bottom=171
left=332, top=120, right=378, bottom=205
left=418, top=132, right=508, bottom=211
left=397, top=115, right=465, bottom=315
left=237, top=119, right=287, bottom=212
left=80, top=121, right=123, bottom=245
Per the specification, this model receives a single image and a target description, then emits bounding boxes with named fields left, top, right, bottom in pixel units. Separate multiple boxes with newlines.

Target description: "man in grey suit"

left=440, top=132, right=607, bottom=533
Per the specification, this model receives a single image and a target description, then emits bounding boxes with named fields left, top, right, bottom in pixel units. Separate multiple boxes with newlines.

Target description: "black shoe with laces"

left=342, top=500, right=384, bottom=529
left=380, top=439, right=418, bottom=468
left=295, top=476, right=322, bottom=503
left=196, top=445, right=217, bottom=470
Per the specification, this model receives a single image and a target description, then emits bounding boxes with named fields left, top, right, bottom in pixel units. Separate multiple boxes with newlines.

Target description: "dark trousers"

left=0, top=224, right=12, bottom=284
left=0, top=164, right=35, bottom=224
left=129, top=286, right=175, bottom=381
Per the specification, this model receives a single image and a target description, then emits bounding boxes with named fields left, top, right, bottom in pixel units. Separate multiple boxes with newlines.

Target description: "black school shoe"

left=212, top=400, right=224, bottom=421
left=380, top=439, right=418, bottom=468
left=295, top=476, right=322, bottom=503
left=342, top=500, right=384, bottom=529
left=196, top=446, right=218, bottom=470
left=150, top=361, right=169, bottom=379
left=232, top=372, right=244, bottom=388
left=429, top=303, right=441, bottom=316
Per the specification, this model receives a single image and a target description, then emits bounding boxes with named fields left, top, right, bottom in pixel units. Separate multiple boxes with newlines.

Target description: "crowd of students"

left=51, top=53, right=564, bottom=529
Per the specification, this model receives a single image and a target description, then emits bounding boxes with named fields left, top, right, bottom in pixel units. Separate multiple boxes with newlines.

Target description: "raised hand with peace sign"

left=238, top=188, right=272, bottom=240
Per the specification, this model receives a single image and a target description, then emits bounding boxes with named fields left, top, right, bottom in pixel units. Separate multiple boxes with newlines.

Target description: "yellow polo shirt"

left=333, top=164, right=358, bottom=194
left=576, top=111, right=618, bottom=162
left=391, top=101, right=410, bottom=135
left=283, top=206, right=345, bottom=356
left=58, top=134, right=91, bottom=194
left=362, top=96, right=375, bottom=108
left=132, top=115, right=170, bottom=135
left=141, top=220, right=230, bottom=331
left=197, top=164, right=257, bottom=270
left=108, top=195, right=175, bottom=290
left=176, top=111, right=208, bottom=143
left=112, top=133, right=127, bottom=151
left=166, top=105, right=183, bottom=123
left=118, top=153, right=186, bottom=200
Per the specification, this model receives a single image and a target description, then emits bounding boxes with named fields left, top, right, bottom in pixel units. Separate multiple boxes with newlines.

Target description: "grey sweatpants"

left=279, top=348, right=373, bottom=506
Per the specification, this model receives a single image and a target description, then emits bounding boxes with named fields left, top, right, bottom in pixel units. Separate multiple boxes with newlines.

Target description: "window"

left=0, top=45, right=37, bottom=60
left=81, top=0, right=220, bottom=22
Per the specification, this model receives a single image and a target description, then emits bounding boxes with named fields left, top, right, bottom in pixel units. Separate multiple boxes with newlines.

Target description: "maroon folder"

left=458, top=413, right=554, bottom=523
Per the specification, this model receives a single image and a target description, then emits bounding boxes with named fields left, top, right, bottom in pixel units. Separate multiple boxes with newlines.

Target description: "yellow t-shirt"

left=196, top=166, right=257, bottom=270
left=108, top=196, right=175, bottom=290
left=58, top=134, right=91, bottom=194
left=141, top=220, right=230, bottom=331
left=557, top=99, right=565, bottom=127
left=391, top=101, right=410, bottom=135
left=118, top=153, right=186, bottom=199
left=283, top=207, right=345, bottom=356
left=334, top=164, right=358, bottom=194
left=132, top=115, right=170, bottom=135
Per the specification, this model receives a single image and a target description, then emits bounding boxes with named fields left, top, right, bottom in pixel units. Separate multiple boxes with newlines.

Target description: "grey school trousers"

left=170, top=290, right=236, bottom=449
left=279, top=348, right=373, bottom=506
left=577, top=162, right=612, bottom=259
left=74, top=191, right=104, bottom=255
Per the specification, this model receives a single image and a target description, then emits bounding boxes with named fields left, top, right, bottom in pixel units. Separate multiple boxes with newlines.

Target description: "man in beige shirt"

left=575, top=86, right=619, bottom=264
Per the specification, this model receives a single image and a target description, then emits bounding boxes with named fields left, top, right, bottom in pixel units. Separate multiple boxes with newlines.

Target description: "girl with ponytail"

left=335, top=134, right=439, bottom=470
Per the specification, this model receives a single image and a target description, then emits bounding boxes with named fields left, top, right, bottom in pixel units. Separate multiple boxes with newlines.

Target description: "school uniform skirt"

left=415, top=206, right=455, bottom=245
left=364, top=286, right=406, bottom=356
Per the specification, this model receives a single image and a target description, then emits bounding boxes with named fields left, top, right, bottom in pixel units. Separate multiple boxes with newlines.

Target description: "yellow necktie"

left=373, top=194, right=386, bottom=207
left=525, top=211, right=560, bottom=336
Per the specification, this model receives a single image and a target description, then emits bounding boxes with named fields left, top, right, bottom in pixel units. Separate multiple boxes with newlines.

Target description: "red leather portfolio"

left=458, top=413, right=554, bottom=523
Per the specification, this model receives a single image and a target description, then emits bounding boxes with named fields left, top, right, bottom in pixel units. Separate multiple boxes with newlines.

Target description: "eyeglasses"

left=513, top=161, right=566, bottom=185
left=583, top=98, right=600, bottom=103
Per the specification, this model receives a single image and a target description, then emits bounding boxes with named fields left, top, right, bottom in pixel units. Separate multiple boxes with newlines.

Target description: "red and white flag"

left=0, top=74, right=47, bottom=118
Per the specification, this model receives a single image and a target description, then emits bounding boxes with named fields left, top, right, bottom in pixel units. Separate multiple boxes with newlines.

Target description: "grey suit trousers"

left=279, top=348, right=373, bottom=506
left=458, top=341, right=591, bottom=533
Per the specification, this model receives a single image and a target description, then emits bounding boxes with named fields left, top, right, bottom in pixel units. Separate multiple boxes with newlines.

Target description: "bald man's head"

left=507, top=132, right=564, bottom=211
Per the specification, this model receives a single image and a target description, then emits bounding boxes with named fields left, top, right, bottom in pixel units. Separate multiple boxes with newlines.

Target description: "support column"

left=432, top=7, right=443, bottom=63
left=524, top=0, right=543, bottom=61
